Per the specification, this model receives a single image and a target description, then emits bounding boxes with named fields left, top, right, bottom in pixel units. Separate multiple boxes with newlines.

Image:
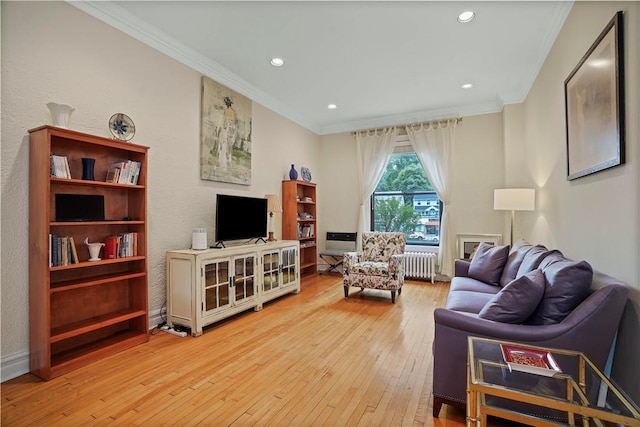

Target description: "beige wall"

left=0, top=1, right=320, bottom=374
left=505, top=1, right=639, bottom=400
left=318, top=112, right=506, bottom=263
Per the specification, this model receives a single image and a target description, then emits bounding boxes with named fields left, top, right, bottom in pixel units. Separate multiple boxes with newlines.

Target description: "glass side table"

left=467, top=336, right=640, bottom=427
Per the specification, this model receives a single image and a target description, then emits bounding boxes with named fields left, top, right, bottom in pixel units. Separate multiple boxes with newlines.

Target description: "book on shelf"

left=104, top=232, right=139, bottom=259
left=300, top=224, right=314, bottom=238
left=49, top=234, right=79, bottom=267
left=50, top=154, right=70, bottom=179
left=105, top=166, right=120, bottom=183
left=106, top=160, right=142, bottom=185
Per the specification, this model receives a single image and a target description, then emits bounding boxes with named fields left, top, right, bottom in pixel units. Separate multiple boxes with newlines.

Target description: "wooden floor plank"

left=1, top=275, right=519, bottom=427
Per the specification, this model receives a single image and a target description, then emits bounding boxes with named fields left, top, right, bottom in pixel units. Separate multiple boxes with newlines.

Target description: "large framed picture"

left=564, top=11, right=624, bottom=181
left=200, top=76, right=252, bottom=185
left=457, top=234, right=502, bottom=260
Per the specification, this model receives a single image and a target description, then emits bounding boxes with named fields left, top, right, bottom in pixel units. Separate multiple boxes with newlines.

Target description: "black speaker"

left=55, top=194, right=105, bottom=222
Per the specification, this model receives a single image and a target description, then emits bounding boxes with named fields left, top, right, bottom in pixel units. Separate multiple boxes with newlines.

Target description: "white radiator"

left=404, top=252, right=436, bottom=283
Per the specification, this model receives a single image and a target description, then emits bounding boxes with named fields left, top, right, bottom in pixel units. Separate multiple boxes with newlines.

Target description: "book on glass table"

left=500, top=343, right=562, bottom=377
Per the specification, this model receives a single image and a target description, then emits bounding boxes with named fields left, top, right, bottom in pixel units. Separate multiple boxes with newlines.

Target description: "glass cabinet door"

left=203, top=259, right=230, bottom=313
left=281, top=247, right=297, bottom=286
left=233, top=255, right=256, bottom=304
left=262, top=251, right=280, bottom=292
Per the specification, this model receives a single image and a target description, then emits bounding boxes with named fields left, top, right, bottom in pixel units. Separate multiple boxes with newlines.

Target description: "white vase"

left=47, top=102, right=75, bottom=128
left=84, top=237, right=105, bottom=261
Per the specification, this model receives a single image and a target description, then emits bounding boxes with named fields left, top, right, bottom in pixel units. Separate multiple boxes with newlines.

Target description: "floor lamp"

left=493, top=188, right=535, bottom=246
left=265, top=194, right=282, bottom=242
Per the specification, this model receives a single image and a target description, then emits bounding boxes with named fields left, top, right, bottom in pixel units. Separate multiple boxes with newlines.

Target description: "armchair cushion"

left=361, top=232, right=406, bottom=262
left=350, top=261, right=390, bottom=276
left=479, top=269, right=545, bottom=323
left=468, top=243, right=510, bottom=286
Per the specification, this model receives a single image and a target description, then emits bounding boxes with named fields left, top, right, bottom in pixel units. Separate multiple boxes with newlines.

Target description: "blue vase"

left=82, top=158, right=95, bottom=180
left=289, top=164, right=298, bottom=180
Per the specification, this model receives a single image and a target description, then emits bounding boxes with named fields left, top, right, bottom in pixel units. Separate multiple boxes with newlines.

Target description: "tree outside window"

left=371, top=153, right=441, bottom=245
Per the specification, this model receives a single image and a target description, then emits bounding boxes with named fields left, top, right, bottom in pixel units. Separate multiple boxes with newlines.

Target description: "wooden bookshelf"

left=282, top=180, right=317, bottom=275
left=29, top=125, right=149, bottom=380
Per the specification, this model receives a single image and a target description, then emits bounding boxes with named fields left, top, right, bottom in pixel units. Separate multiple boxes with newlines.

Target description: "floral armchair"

left=343, top=232, right=406, bottom=303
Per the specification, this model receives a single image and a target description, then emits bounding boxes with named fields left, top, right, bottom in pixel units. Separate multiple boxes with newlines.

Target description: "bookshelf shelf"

left=51, top=177, right=145, bottom=188
left=29, top=125, right=149, bottom=380
left=50, top=309, right=147, bottom=343
left=50, top=271, right=147, bottom=293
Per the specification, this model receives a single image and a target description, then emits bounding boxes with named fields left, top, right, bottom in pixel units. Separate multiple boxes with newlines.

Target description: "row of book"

left=297, top=223, right=315, bottom=239
left=106, top=161, right=142, bottom=185
left=105, top=232, right=139, bottom=258
left=49, top=232, right=139, bottom=267
left=49, top=235, right=79, bottom=267
left=49, top=154, right=142, bottom=185
left=50, top=154, right=71, bottom=179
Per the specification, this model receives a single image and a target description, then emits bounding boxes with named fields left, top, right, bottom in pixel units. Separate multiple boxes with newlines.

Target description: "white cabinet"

left=166, top=241, right=300, bottom=336
left=261, top=244, right=299, bottom=305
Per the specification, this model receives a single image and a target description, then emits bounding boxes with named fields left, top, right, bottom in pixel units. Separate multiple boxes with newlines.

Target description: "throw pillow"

left=468, top=242, right=510, bottom=286
left=526, top=259, right=593, bottom=325
left=515, top=245, right=551, bottom=279
left=499, top=244, right=533, bottom=286
left=479, top=269, right=545, bottom=323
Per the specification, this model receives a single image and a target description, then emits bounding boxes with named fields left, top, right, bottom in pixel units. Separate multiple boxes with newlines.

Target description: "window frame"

left=370, top=150, right=442, bottom=247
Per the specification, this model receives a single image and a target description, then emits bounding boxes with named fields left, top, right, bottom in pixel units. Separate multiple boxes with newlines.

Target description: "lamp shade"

left=494, top=189, right=535, bottom=211
left=265, top=194, right=282, bottom=213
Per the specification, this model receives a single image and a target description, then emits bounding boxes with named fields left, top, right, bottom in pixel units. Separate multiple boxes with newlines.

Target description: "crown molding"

left=501, top=1, right=573, bottom=104
left=66, top=0, right=570, bottom=136
left=67, top=1, right=323, bottom=134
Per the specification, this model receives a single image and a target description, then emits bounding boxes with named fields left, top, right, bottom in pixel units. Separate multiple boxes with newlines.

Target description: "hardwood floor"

left=2, top=275, right=473, bottom=426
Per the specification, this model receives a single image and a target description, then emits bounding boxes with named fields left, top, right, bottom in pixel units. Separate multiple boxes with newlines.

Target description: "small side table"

left=467, top=336, right=640, bottom=426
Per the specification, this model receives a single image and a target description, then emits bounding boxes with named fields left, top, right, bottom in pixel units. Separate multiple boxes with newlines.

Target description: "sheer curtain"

left=354, top=127, right=398, bottom=250
left=406, top=119, right=458, bottom=277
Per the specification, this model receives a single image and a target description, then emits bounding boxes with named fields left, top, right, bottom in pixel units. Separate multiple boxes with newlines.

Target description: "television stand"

left=166, top=241, right=301, bottom=336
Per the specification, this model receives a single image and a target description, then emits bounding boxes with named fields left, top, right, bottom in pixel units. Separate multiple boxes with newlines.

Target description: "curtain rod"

left=351, top=117, right=462, bottom=135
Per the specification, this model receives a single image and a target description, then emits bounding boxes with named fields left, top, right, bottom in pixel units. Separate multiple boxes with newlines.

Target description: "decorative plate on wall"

left=109, top=113, right=135, bottom=141
left=301, top=166, right=312, bottom=182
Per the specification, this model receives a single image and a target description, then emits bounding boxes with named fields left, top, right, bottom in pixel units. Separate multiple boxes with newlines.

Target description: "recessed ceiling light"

left=461, top=83, right=474, bottom=89
left=270, top=57, right=284, bottom=67
left=457, top=11, right=475, bottom=23
left=327, top=104, right=338, bottom=110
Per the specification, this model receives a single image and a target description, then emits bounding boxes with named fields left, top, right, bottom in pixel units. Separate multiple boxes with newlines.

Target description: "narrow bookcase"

left=282, top=180, right=317, bottom=275
left=29, top=125, right=149, bottom=380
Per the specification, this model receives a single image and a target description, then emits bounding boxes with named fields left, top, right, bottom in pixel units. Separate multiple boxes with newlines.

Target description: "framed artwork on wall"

left=457, top=234, right=502, bottom=260
left=564, top=11, right=625, bottom=181
left=200, top=76, right=253, bottom=185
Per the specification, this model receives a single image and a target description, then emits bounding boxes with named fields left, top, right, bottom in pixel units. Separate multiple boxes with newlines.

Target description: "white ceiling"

left=71, top=1, right=573, bottom=135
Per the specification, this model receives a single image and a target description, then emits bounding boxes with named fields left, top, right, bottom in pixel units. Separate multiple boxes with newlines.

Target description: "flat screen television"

left=215, top=194, right=268, bottom=243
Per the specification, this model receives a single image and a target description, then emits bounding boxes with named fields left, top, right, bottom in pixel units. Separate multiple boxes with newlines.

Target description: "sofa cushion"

left=526, top=259, right=593, bottom=325
left=537, top=250, right=565, bottom=270
left=499, top=243, right=534, bottom=286
left=468, top=243, right=510, bottom=286
left=445, top=290, right=495, bottom=313
left=516, top=245, right=551, bottom=278
left=450, top=277, right=503, bottom=294
left=479, top=270, right=545, bottom=323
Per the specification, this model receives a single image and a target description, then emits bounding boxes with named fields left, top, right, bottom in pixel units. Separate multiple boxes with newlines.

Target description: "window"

left=371, top=153, right=441, bottom=246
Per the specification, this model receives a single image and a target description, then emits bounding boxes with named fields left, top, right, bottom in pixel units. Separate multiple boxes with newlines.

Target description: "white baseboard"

left=1, top=308, right=164, bottom=383
left=1, top=350, right=29, bottom=383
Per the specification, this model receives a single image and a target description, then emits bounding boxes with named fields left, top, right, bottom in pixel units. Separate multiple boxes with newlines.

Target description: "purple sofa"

left=432, top=240, right=629, bottom=418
